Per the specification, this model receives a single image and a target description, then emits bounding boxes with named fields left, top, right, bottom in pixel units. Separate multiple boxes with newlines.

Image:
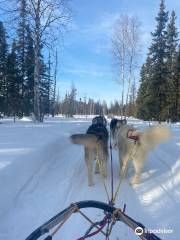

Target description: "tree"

left=173, top=46, right=180, bottom=121
left=0, top=0, right=71, bottom=120
left=166, top=10, right=179, bottom=121
left=0, top=21, right=8, bottom=114
left=68, top=83, right=77, bottom=117
left=24, top=0, right=71, bottom=121
left=37, top=52, right=51, bottom=121
left=16, top=0, right=27, bottom=115
left=136, top=56, right=154, bottom=120
left=148, top=0, right=169, bottom=121
left=112, top=15, right=141, bottom=118
left=137, top=0, right=169, bottom=121
left=6, top=40, right=21, bottom=120
left=24, top=24, right=35, bottom=115
left=52, top=49, right=58, bottom=117
left=127, top=81, right=137, bottom=116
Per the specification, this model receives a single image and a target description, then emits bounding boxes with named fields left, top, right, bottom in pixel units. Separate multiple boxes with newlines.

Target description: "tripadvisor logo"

left=135, top=227, right=144, bottom=236
left=135, top=226, right=174, bottom=236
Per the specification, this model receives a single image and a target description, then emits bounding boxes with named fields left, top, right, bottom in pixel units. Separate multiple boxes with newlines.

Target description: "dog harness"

left=127, top=129, right=140, bottom=143
left=87, top=123, right=108, bottom=141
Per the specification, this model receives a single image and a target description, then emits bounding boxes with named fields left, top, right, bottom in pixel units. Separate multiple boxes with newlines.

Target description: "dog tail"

left=142, top=125, right=171, bottom=149
left=70, top=134, right=98, bottom=148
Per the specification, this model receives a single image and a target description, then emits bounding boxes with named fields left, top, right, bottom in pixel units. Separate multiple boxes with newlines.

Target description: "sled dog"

left=110, top=118, right=127, bottom=148
left=70, top=123, right=109, bottom=186
left=111, top=121, right=171, bottom=185
left=92, top=115, right=107, bottom=126
left=110, top=118, right=127, bottom=135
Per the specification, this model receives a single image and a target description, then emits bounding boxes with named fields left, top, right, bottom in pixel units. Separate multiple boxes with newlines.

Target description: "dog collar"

left=127, top=129, right=139, bottom=143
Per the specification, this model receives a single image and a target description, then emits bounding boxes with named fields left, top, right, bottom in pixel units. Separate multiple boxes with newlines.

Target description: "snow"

left=0, top=117, right=179, bottom=239
left=19, top=117, right=33, bottom=122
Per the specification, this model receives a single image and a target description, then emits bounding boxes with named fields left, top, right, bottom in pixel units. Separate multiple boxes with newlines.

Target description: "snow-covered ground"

left=0, top=117, right=179, bottom=239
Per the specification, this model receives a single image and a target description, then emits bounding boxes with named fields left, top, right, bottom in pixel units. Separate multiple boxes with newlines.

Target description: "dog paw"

left=130, top=178, right=140, bottom=186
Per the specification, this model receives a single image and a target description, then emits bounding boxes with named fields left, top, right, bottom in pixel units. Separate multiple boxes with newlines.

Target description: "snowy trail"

left=0, top=118, right=179, bottom=239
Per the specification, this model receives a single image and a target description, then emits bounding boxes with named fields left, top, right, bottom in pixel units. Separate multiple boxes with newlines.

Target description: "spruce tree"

left=173, top=46, right=180, bottom=121
left=166, top=11, right=179, bottom=121
left=24, top=24, right=34, bottom=115
left=6, top=40, right=21, bottom=119
left=67, top=84, right=77, bottom=117
left=46, top=52, right=53, bottom=115
left=0, top=21, right=8, bottom=115
left=143, top=0, right=168, bottom=121
left=39, top=57, right=49, bottom=121
left=16, top=0, right=27, bottom=115
left=38, top=51, right=54, bottom=120
left=136, top=56, right=154, bottom=120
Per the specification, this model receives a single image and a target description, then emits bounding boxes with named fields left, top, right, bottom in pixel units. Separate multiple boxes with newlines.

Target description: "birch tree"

left=112, top=15, right=141, bottom=118
left=25, top=0, right=71, bottom=121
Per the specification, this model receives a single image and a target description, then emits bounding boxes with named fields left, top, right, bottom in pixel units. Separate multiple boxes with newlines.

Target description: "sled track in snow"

left=15, top=137, right=69, bottom=198
left=0, top=137, right=70, bottom=218
left=142, top=145, right=180, bottom=205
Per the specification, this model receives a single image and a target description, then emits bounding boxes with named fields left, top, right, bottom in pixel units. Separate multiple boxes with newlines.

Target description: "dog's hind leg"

left=118, top=149, right=122, bottom=174
left=95, top=161, right=100, bottom=174
left=130, top=159, right=144, bottom=185
left=95, top=149, right=100, bottom=174
left=101, top=160, right=107, bottom=178
left=98, top=146, right=108, bottom=178
left=120, top=154, right=129, bottom=178
left=85, top=147, right=94, bottom=186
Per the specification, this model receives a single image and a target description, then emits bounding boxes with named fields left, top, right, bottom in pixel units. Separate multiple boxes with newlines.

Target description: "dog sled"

left=25, top=200, right=161, bottom=240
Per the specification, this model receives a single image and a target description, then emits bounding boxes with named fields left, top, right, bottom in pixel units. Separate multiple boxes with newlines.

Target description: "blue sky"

left=57, top=0, right=180, bottom=103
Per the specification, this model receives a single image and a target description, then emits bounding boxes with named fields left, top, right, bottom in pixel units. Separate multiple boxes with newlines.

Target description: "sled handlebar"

left=25, top=200, right=161, bottom=240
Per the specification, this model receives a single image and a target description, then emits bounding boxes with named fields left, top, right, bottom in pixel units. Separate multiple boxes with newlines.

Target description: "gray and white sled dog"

left=70, top=123, right=109, bottom=186
left=110, top=121, right=171, bottom=185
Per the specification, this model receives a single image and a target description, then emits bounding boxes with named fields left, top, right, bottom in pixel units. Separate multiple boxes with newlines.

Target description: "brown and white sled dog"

left=110, top=121, right=171, bottom=185
left=70, top=123, right=108, bottom=186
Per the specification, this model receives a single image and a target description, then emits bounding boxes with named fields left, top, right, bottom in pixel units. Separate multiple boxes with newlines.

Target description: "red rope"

left=128, top=135, right=139, bottom=142
left=77, top=216, right=109, bottom=240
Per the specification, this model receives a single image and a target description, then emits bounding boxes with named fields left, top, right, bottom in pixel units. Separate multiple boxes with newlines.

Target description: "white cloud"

left=62, top=67, right=112, bottom=78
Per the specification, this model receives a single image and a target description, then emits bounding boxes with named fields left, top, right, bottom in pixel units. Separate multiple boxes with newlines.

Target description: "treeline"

left=136, top=0, right=180, bottom=122
left=54, top=84, right=135, bottom=117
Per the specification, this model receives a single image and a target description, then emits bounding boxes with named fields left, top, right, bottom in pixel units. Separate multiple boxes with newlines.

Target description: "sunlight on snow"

left=0, top=148, right=31, bottom=155
left=0, top=161, right=11, bottom=170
